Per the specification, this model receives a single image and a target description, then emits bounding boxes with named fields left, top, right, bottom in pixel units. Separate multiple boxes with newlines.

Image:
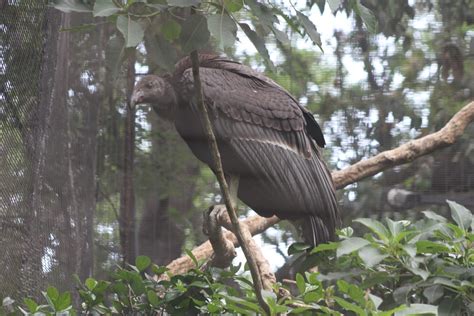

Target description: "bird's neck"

left=153, top=79, right=177, bottom=122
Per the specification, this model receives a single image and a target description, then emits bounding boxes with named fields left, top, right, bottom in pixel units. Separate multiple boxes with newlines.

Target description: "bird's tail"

left=300, top=215, right=335, bottom=247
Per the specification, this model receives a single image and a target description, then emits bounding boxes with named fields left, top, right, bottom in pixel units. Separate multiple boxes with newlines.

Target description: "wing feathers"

left=175, top=58, right=339, bottom=245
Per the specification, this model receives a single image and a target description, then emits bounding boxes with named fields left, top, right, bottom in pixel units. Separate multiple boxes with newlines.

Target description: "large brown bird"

left=132, top=55, right=340, bottom=246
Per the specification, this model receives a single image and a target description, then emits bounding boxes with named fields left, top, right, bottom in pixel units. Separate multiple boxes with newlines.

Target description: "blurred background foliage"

left=0, top=0, right=473, bottom=302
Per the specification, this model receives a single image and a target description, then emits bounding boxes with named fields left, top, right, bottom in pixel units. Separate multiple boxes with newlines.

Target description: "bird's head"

left=131, top=75, right=177, bottom=121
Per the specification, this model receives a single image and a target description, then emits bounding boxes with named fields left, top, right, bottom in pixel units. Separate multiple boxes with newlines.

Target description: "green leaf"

left=416, top=240, right=450, bottom=254
left=151, top=264, right=169, bottom=276
left=407, top=266, right=430, bottom=281
left=53, top=0, right=91, bottom=13
left=394, top=304, right=438, bottom=316
left=422, top=211, right=447, bottom=223
left=167, top=0, right=200, bottom=7
left=337, top=280, right=365, bottom=305
left=337, top=237, right=370, bottom=257
left=403, top=244, right=416, bottom=258
left=334, top=297, right=367, bottom=315
left=46, top=286, right=59, bottom=301
left=310, top=242, right=338, bottom=254
left=145, top=34, right=178, bottom=71
left=447, top=200, right=472, bottom=231
left=355, top=0, right=377, bottom=33
left=423, top=285, right=444, bottom=304
left=386, top=218, right=410, bottom=237
left=327, top=0, right=342, bottom=13
left=224, top=0, right=243, bottom=12
left=393, top=284, right=415, bottom=304
left=116, top=16, right=144, bottom=47
left=354, top=218, right=390, bottom=242
left=162, top=19, right=182, bottom=41
left=303, top=291, right=320, bottom=303
left=93, top=0, right=120, bottom=17
left=207, top=13, right=237, bottom=49
left=184, top=249, right=198, bottom=267
left=368, top=293, right=383, bottom=309
left=288, top=242, right=311, bottom=255
left=271, top=26, right=290, bottom=45
left=147, top=290, right=160, bottom=307
left=85, top=278, right=98, bottom=291
left=135, top=255, right=151, bottom=271
left=224, top=296, right=261, bottom=313
left=438, top=298, right=461, bottom=316
left=296, top=11, right=322, bottom=49
left=296, top=273, right=306, bottom=294
left=239, top=23, right=274, bottom=69
left=23, top=298, right=38, bottom=313
left=55, top=292, right=71, bottom=311
left=180, top=14, right=210, bottom=53
left=358, top=246, right=388, bottom=268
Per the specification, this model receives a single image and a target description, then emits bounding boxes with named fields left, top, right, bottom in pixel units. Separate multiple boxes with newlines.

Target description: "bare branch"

left=189, top=51, right=271, bottom=314
left=165, top=100, right=474, bottom=279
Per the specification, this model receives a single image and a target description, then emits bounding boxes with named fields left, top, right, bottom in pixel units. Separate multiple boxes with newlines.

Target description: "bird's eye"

left=146, top=82, right=153, bottom=89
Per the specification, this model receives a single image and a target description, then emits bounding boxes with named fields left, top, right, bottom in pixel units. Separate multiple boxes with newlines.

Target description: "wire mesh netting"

left=1, top=2, right=96, bottom=299
left=0, top=0, right=473, bottom=303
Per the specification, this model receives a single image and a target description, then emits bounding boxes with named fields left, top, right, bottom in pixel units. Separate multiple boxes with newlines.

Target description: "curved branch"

left=165, top=101, right=474, bottom=276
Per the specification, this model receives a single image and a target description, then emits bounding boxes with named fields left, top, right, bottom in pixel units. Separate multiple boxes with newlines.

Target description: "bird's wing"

left=178, top=65, right=339, bottom=243
left=174, top=56, right=326, bottom=147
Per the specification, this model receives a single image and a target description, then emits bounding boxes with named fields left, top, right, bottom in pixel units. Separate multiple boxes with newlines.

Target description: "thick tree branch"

left=165, top=100, right=474, bottom=279
left=189, top=51, right=271, bottom=314
left=331, top=101, right=474, bottom=189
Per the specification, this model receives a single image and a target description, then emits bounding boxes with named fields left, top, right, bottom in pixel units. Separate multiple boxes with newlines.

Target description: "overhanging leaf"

left=337, top=237, right=370, bottom=257
left=355, top=0, right=377, bottom=33
left=93, top=0, right=120, bottom=17
left=207, top=13, right=237, bottom=49
left=162, top=19, right=182, bottom=41
left=116, top=16, right=144, bottom=47
left=327, top=0, right=342, bottom=13
left=271, top=26, right=290, bottom=45
left=180, top=14, right=210, bottom=53
left=296, top=11, right=322, bottom=49
left=145, top=34, right=178, bottom=71
left=224, top=0, right=243, bottom=12
left=239, top=23, right=274, bottom=69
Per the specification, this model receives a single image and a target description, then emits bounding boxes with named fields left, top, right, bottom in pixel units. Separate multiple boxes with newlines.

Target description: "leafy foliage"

left=52, top=0, right=377, bottom=69
left=3, top=201, right=472, bottom=315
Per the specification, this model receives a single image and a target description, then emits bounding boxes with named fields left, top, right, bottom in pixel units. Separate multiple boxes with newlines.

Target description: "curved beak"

left=131, top=90, right=144, bottom=107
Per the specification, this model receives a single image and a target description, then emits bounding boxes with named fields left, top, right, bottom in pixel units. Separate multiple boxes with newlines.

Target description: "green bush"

left=2, top=200, right=472, bottom=315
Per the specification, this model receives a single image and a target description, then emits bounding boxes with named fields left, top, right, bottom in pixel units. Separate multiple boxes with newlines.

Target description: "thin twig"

left=189, top=51, right=271, bottom=315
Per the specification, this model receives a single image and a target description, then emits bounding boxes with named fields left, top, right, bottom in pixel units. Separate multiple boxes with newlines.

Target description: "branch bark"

left=166, top=101, right=474, bottom=280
